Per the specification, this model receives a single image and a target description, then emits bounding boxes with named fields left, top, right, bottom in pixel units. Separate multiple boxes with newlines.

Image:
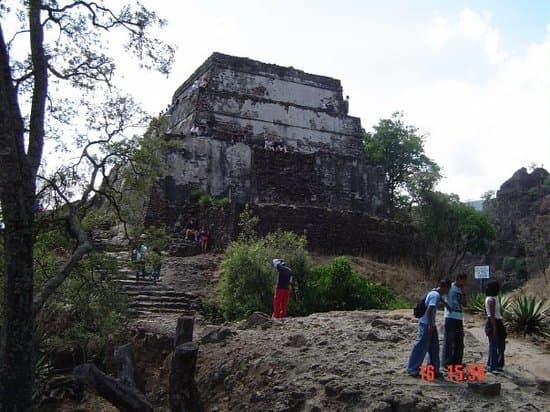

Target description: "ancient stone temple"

left=147, top=53, right=418, bottom=259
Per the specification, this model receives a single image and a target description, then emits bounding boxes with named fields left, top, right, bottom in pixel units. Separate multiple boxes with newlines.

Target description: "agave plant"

left=508, top=296, right=550, bottom=337
left=465, top=293, right=512, bottom=319
left=466, top=293, right=486, bottom=314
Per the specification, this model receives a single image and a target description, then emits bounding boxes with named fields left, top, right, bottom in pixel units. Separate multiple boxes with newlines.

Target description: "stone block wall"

left=159, top=52, right=387, bottom=215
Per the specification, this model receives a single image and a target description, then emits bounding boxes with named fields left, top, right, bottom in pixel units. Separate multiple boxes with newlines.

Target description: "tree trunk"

left=169, top=343, right=202, bottom=412
left=0, top=2, right=46, bottom=409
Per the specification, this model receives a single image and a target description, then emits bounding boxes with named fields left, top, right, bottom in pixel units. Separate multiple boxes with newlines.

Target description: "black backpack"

left=413, top=289, right=438, bottom=318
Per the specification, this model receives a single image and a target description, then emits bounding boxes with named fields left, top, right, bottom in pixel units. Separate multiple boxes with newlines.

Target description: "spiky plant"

left=466, top=293, right=486, bottom=314
left=465, top=293, right=512, bottom=320
left=508, top=296, right=549, bottom=337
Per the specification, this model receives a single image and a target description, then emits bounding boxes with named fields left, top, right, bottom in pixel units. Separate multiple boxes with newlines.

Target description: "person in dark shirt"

left=272, top=258, right=292, bottom=319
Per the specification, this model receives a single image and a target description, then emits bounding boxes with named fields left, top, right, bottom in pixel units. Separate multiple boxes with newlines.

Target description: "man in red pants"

left=272, top=259, right=292, bottom=319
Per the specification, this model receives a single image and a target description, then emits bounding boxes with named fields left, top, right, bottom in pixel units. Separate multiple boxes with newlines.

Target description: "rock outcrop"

left=487, top=167, right=550, bottom=287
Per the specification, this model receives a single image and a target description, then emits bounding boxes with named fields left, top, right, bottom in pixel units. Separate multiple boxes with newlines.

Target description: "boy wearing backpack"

left=406, top=280, right=451, bottom=378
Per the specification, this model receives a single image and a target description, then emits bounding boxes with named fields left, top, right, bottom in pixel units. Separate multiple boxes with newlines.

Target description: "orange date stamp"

left=419, top=364, right=486, bottom=382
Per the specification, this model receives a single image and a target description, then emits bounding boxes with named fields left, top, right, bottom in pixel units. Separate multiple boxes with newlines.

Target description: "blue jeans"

left=407, top=322, right=440, bottom=374
left=442, top=318, right=464, bottom=366
left=486, top=319, right=506, bottom=371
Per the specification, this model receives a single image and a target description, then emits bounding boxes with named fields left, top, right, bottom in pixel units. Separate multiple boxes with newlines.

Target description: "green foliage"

left=363, top=111, right=441, bottom=211
left=237, top=203, right=260, bottom=242
left=214, top=238, right=397, bottom=322
left=190, top=189, right=204, bottom=203
left=508, top=296, right=549, bottom=337
left=198, top=193, right=213, bottom=207
left=33, top=226, right=127, bottom=362
left=217, top=231, right=309, bottom=320
left=415, top=191, right=495, bottom=276
left=303, top=257, right=395, bottom=313
left=189, top=189, right=228, bottom=208
left=466, top=293, right=512, bottom=321
left=466, top=293, right=486, bottom=314
left=143, top=225, right=172, bottom=251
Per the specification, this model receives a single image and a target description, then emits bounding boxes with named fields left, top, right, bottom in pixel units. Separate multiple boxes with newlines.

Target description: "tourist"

left=184, top=220, right=199, bottom=241
left=149, top=247, right=162, bottom=282
left=199, top=77, right=209, bottom=89
left=190, top=125, right=199, bottom=136
left=198, top=227, right=210, bottom=254
left=272, top=258, right=292, bottom=319
left=131, top=235, right=148, bottom=280
left=191, top=79, right=199, bottom=90
left=406, top=279, right=451, bottom=378
left=485, top=280, right=506, bottom=373
left=442, top=273, right=467, bottom=368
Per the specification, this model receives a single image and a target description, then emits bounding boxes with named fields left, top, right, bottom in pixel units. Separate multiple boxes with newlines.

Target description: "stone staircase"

left=102, top=246, right=203, bottom=318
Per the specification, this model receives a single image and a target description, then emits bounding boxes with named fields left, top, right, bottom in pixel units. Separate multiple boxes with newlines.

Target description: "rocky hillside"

left=60, top=252, right=550, bottom=412
left=486, top=167, right=550, bottom=288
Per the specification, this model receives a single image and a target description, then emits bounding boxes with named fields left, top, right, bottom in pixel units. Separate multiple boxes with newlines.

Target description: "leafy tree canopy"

left=415, top=191, right=496, bottom=277
left=363, top=112, right=441, bottom=213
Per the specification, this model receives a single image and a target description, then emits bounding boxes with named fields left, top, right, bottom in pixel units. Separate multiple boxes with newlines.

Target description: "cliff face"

left=487, top=167, right=550, bottom=287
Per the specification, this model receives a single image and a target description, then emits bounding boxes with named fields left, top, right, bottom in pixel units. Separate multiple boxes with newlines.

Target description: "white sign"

left=474, top=265, right=490, bottom=279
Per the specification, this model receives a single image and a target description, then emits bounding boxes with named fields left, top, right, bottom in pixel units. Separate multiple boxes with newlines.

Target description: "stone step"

left=123, top=290, right=199, bottom=299
left=127, top=308, right=196, bottom=317
left=127, top=301, right=200, bottom=310
left=114, top=279, right=169, bottom=289
left=128, top=295, right=197, bottom=304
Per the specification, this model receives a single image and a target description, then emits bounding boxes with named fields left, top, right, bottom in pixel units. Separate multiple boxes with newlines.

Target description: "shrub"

left=507, top=296, right=549, bottom=337
left=217, top=231, right=310, bottom=320
left=212, top=197, right=230, bottom=207
left=190, top=188, right=204, bottom=203
left=303, top=257, right=394, bottom=313
left=198, top=193, right=213, bottom=207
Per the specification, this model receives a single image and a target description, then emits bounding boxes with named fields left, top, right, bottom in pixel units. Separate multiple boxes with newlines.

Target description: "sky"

left=6, top=1, right=550, bottom=201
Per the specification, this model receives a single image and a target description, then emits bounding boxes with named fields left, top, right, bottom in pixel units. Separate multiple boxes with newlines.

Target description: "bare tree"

left=0, top=1, right=173, bottom=409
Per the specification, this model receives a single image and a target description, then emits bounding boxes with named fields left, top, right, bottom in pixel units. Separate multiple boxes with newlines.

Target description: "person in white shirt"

left=484, top=280, right=507, bottom=372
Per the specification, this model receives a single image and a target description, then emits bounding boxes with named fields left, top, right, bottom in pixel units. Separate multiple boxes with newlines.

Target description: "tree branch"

left=33, top=209, right=93, bottom=314
left=28, top=0, right=48, bottom=178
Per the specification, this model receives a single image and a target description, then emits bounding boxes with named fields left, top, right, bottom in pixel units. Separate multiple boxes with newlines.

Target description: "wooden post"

left=169, top=342, right=202, bottom=412
left=175, top=316, right=195, bottom=348
left=114, top=343, right=136, bottom=387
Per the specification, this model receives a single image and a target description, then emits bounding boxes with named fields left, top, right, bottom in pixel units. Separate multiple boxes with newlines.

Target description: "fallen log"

left=73, top=363, right=153, bottom=412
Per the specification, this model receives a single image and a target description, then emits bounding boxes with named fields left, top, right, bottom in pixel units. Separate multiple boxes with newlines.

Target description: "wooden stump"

left=114, top=343, right=136, bottom=387
left=175, top=316, right=195, bottom=348
left=169, top=342, right=202, bottom=412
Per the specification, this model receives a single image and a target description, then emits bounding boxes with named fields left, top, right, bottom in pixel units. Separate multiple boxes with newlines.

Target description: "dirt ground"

left=129, top=254, right=550, bottom=412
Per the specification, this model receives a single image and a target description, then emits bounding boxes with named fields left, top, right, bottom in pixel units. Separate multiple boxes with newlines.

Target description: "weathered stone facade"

left=146, top=53, right=420, bottom=259
left=161, top=52, right=386, bottom=213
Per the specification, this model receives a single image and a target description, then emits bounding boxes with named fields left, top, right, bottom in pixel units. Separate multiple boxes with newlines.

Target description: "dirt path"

left=466, top=320, right=550, bottom=382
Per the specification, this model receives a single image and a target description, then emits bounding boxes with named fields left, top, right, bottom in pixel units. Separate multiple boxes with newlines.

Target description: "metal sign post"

left=474, top=265, right=490, bottom=293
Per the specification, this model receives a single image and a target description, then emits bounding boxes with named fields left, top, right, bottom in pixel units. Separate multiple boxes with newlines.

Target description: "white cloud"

left=405, top=11, right=550, bottom=200
left=422, top=8, right=506, bottom=65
